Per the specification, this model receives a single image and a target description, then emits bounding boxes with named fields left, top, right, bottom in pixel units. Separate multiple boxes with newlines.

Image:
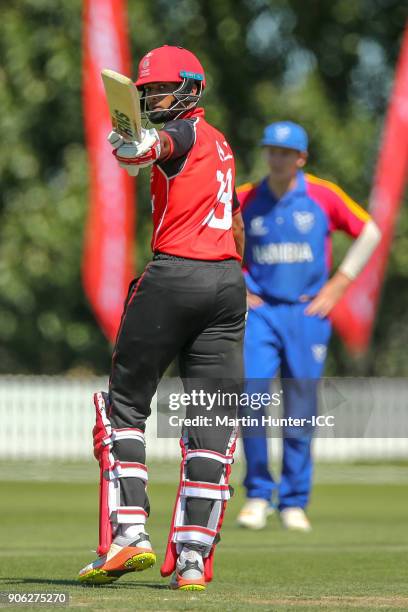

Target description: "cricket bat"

left=101, top=68, right=142, bottom=142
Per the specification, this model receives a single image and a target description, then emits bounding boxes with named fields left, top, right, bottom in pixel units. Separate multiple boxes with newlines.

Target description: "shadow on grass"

left=0, top=577, right=167, bottom=590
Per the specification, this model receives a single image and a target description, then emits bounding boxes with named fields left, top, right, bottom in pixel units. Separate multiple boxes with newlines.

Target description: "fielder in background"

left=78, top=45, right=246, bottom=591
left=236, top=121, right=381, bottom=531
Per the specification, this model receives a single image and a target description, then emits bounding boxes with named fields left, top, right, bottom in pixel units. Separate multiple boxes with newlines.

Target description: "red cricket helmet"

left=136, top=45, right=206, bottom=89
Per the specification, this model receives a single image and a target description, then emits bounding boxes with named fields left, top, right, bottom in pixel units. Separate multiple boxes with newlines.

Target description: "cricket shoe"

left=169, top=547, right=206, bottom=591
left=280, top=507, right=312, bottom=532
left=236, top=498, right=274, bottom=530
left=78, top=532, right=156, bottom=585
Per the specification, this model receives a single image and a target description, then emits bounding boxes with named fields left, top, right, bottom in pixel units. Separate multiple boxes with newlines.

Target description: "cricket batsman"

left=78, top=46, right=246, bottom=590
left=236, top=121, right=381, bottom=531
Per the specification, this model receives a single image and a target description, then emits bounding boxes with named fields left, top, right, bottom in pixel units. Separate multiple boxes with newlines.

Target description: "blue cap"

left=260, top=121, right=308, bottom=152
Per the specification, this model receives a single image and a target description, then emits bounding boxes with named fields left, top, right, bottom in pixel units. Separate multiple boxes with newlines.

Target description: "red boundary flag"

left=82, top=0, right=135, bottom=342
left=331, top=24, right=408, bottom=355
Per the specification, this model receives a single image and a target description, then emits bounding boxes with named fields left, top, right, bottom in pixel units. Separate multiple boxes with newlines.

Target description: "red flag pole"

left=82, top=0, right=135, bottom=342
left=331, top=23, right=408, bottom=355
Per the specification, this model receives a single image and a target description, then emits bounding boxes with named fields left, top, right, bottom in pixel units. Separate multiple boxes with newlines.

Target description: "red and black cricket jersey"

left=150, top=107, right=241, bottom=261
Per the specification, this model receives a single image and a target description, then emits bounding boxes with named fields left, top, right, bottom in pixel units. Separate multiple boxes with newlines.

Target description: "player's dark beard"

left=148, top=108, right=181, bottom=124
left=142, top=81, right=201, bottom=124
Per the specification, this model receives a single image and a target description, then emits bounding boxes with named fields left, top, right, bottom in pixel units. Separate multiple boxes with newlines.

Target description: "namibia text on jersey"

left=253, top=243, right=313, bottom=264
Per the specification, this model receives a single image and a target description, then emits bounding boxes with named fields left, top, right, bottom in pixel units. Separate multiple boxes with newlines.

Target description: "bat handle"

left=118, top=161, right=140, bottom=176
left=127, top=166, right=140, bottom=177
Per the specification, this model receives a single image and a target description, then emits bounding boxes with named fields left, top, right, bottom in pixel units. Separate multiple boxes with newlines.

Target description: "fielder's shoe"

left=169, top=547, right=206, bottom=591
left=78, top=532, right=156, bottom=585
left=280, top=507, right=312, bottom=532
left=236, top=498, right=274, bottom=530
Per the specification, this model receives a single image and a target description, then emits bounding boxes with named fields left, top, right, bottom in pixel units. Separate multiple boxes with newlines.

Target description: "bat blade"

left=101, top=68, right=142, bottom=142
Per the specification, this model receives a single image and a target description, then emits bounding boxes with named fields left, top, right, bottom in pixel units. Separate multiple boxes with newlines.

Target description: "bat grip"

left=127, top=166, right=140, bottom=177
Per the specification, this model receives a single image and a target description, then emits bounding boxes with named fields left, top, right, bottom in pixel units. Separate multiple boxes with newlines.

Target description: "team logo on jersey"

left=312, top=344, right=327, bottom=363
left=293, top=211, right=315, bottom=234
left=249, top=216, right=268, bottom=236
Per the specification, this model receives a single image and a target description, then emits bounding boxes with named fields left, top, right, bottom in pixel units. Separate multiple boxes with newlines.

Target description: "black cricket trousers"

left=108, top=254, right=246, bottom=527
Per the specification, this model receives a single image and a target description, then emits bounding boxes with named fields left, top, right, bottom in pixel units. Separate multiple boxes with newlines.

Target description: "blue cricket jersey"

left=238, top=170, right=370, bottom=303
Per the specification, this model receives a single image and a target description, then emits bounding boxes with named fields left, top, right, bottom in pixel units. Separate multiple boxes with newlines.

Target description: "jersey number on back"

left=203, top=168, right=233, bottom=230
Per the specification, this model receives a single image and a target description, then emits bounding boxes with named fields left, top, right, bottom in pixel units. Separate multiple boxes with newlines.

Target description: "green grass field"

left=1, top=462, right=408, bottom=610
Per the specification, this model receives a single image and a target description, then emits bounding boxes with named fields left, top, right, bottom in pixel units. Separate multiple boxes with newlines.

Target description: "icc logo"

left=249, top=216, right=268, bottom=236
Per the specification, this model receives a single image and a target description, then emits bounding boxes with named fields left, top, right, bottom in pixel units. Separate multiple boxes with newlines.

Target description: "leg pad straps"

left=161, top=434, right=237, bottom=582
left=94, top=392, right=148, bottom=554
